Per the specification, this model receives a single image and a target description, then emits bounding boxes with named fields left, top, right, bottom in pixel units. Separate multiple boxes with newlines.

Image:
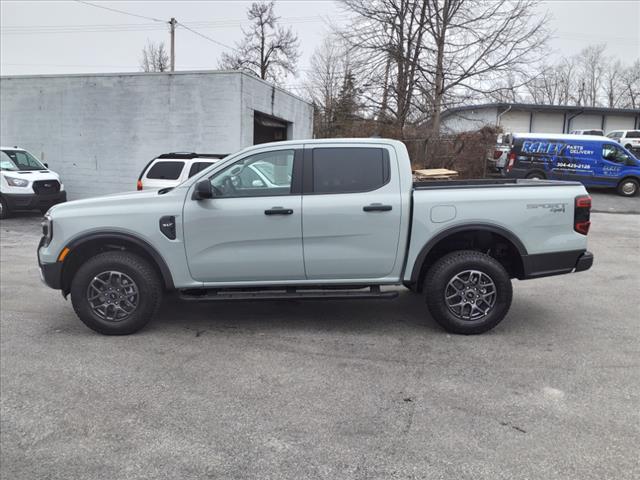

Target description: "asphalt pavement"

left=1, top=199, right=639, bottom=479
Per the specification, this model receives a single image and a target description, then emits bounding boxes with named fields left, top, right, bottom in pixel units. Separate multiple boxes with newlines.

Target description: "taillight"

left=506, top=152, right=516, bottom=172
left=493, top=150, right=502, bottom=159
left=574, top=195, right=591, bottom=235
left=136, top=180, right=143, bottom=191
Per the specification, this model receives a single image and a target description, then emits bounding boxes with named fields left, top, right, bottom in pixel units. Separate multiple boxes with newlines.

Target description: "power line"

left=1, top=16, right=332, bottom=35
left=176, top=21, right=236, bottom=51
left=73, top=0, right=165, bottom=23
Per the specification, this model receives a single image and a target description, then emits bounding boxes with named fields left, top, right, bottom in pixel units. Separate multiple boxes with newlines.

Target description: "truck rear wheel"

left=70, top=251, right=162, bottom=335
left=424, top=250, right=512, bottom=334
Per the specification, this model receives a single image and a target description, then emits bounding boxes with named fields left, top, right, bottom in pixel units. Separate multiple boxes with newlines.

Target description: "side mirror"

left=43, top=163, right=48, bottom=168
left=193, top=179, right=214, bottom=200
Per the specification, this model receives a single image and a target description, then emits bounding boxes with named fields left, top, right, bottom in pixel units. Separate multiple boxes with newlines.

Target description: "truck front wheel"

left=70, top=251, right=162, bottom=335
left=424, top=250, right=512, bottom=334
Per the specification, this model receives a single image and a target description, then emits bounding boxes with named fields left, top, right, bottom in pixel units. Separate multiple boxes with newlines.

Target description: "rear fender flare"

left=408, top=223, right=528, bottom=285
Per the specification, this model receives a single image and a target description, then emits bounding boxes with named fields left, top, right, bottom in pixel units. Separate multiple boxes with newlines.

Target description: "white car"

left=137, top=152, right=227, bottom=191
left=138, top=151, right=292, bottom=191
left=606, top=130, right=640, bottom=151
left=1, top=146, right=66, bottom=219
left=570, top=129, right=605, bottom=136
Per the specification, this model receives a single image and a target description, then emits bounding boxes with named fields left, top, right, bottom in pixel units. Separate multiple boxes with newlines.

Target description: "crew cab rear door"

left=301, top=145, right=402, bottom=279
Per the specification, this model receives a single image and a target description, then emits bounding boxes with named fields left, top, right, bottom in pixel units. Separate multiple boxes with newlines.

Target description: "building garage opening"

left=253, top=111, right=289, bottom=145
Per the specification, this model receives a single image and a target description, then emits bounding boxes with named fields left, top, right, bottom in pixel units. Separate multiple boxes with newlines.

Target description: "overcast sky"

left=1, top=0, right=639, bottom=95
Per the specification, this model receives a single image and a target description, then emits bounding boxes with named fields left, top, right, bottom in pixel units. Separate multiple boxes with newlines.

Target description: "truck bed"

left=413, top=178, right=582, bottom=190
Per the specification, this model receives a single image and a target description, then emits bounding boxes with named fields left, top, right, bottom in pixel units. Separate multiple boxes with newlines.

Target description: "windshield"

left=1, top=150, right=46, bottom=171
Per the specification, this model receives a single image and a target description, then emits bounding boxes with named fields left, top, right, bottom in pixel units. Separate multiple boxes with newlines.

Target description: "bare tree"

left=219, top=1, right=300, bottom=84
left=419, top=0, right=549, bottom=136
left=618, top=60, right=640, bottom=109
left=340, top=0, right=429, bottom=137
left=140, top=40, right=169, bottom=73
left=338, top=0, right=548, bottom=137
left=577, top=44, right=607, bottom=107
left=305, top=35, right=359, bottom=137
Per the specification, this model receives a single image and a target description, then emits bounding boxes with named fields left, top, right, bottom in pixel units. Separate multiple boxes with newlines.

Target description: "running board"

left=178, top=285, right=399, bottom=302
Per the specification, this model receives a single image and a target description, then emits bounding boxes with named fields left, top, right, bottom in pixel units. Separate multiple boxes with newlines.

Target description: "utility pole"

left=169, top=17, right=177, bottom=72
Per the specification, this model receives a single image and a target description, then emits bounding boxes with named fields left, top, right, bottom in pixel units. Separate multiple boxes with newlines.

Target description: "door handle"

left=363, top=204, right=392, bottom=212
left=265, top=207, right=293, bottom=215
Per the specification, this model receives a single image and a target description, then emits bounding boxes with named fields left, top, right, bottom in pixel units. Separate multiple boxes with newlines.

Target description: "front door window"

left=210, top=150, right=294, bottom=197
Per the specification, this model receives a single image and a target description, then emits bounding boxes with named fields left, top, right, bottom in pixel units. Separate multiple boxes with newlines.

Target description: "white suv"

left=1, top=146, right=66, bottom=219
left=606, top=130, right=640, bottom=151
left=137, top=152, right=227, bottom=191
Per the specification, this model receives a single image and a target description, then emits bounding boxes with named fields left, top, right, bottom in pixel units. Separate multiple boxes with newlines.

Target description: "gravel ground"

left=1, top=209, right=639, bottom=480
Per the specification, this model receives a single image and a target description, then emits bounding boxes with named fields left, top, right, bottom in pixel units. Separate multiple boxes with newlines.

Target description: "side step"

left=178, top=285, right=399, bottom=302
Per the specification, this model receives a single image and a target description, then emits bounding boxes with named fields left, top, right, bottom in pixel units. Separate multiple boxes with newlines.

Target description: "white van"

left=0, top=147, right=66, bottom=219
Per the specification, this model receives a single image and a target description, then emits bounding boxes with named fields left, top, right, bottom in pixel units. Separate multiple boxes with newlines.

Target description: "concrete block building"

left=0, top=71, right=313, bottom=199
left=441, top=102, right=639, bottom=136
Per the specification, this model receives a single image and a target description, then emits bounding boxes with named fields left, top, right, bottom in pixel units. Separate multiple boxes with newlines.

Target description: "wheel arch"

left=407, top=223, right=528, bottom=291
left=60, top=231, right=174, bottom=296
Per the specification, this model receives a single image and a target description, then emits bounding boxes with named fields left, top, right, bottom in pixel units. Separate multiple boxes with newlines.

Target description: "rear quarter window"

left=146, top=161, right=184, bottom=180
left=625, top=131, right=640, bottom=138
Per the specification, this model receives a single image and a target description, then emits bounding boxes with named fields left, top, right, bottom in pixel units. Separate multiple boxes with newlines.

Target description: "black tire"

left=617, top=178, right=639, bottom=197
left=70, top=251, right=162, bottom=335
left=424, top=250, right=512, bottom=335
left=0, top=197, right=10, bottom=220
left=525, top=171, right=545, bottom=180
left=624, top=144, right=632, bottom=150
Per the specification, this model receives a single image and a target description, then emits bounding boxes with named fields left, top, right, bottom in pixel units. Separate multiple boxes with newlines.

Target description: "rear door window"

left=625, top=131, right=640, bottom=138
left=311, top=147, right=389, bottom=194
left=146, top=161, right=184, bottom=180
left=188, top=161, right=214, bottom=178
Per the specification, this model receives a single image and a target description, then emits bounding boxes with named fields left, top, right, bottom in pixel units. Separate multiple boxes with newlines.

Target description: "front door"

left=183, top=147, right=305, bottom=283
left=301, top=145, right=402, bottom=280
left=598, top=143, right=630, bottom=186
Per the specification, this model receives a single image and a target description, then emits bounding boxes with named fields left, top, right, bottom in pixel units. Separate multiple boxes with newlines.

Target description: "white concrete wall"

left=531, top=112, right=564, bottom=133
left=444, top=107, right=639, bottom=135
left=0, top=71, right=313, bottom=199
left=239, top=75, right=313, bottom=147
left=604, top=115, right=636, bottom=133
left=500, top=111, right=531, bottom=133
left=568, top=114, right=603, bottom=131
left=441, top=107, right=497, bottom=133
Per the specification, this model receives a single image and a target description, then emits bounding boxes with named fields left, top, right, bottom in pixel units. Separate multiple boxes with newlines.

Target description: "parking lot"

left=1, top=193, right=639, bottom=480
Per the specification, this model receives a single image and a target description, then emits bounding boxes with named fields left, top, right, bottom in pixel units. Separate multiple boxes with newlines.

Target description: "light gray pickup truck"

left=38, top=139, right=593, bottom=335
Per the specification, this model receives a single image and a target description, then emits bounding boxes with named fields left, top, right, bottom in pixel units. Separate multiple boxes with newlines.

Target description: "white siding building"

left=0, top=71, right=313, bottom=199
left=441, top=103, right=639, bottom=135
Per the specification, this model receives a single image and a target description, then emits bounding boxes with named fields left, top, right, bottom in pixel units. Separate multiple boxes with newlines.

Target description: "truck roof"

left=235, top=138, right=407, bottom=154
left=512, top=133, right=609, bottom=142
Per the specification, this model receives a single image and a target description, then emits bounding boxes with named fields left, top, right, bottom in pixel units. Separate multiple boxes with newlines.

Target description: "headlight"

left=4, top=175, right=29, bottom=187
left=41, top=213, right=53, bottom=246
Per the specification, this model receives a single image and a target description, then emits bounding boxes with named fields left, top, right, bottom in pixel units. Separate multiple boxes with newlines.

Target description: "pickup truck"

left=38, top=139, right=593, bottom=335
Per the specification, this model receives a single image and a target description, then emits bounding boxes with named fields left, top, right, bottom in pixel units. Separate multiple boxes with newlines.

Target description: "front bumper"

left=3, top=191, right=66, bottom=212
left=38, top=237, right=62, bottom=289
